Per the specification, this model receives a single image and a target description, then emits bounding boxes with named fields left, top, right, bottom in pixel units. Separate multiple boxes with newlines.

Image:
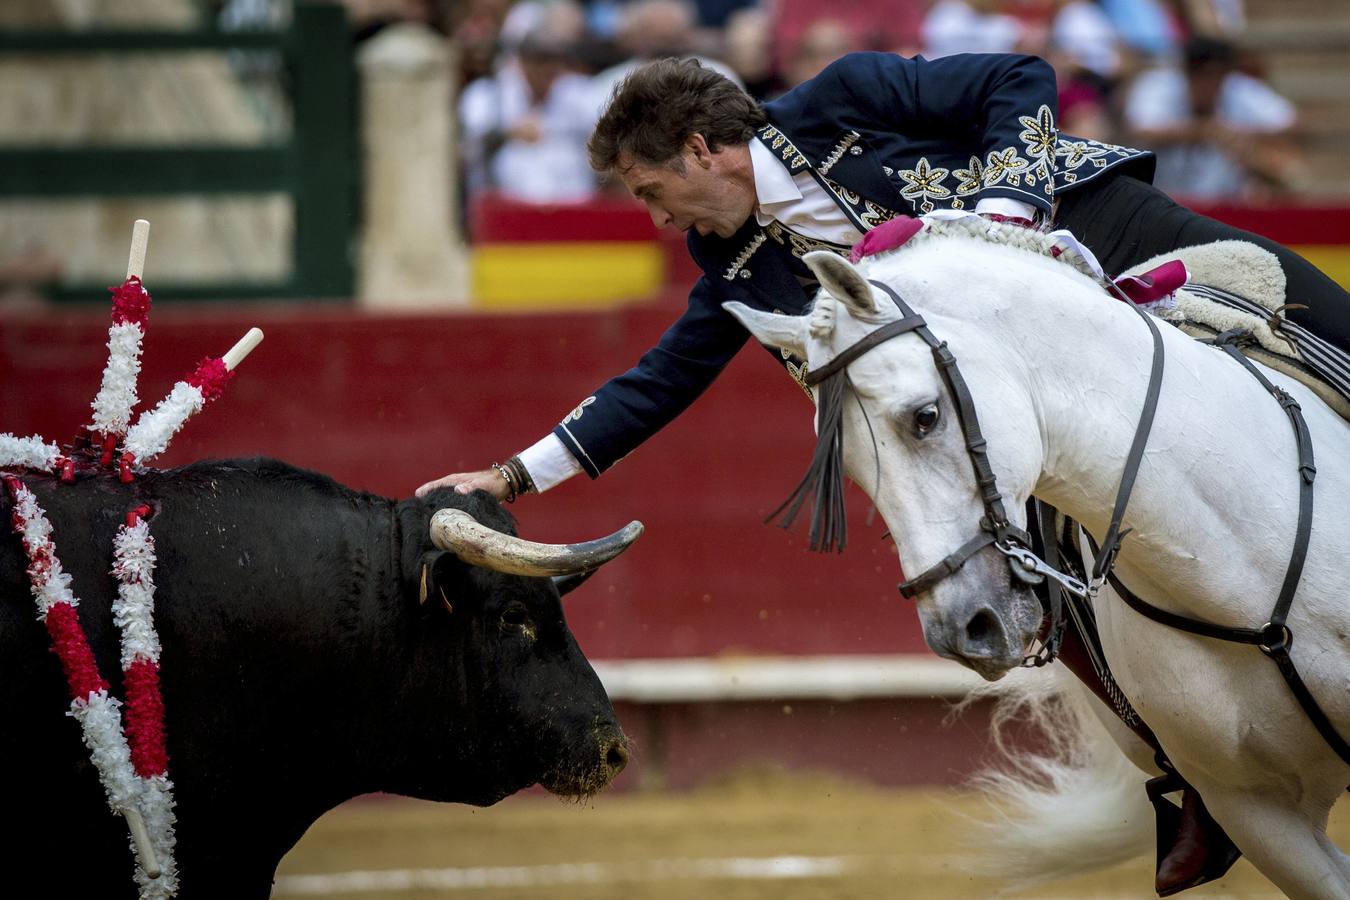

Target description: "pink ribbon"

left=1113, top=259, right=1188, bottom=306
left=849, top=216, right=923, bottom=263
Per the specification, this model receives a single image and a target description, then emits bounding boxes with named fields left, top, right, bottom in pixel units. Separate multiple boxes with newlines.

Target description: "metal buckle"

left=995, top=542, right=1090, bottom=599
left=1258, top=621, right=1293, bottom=656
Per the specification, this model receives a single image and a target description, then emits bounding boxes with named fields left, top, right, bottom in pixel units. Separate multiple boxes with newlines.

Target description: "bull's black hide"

left=0, top=458, right=626, bottom=897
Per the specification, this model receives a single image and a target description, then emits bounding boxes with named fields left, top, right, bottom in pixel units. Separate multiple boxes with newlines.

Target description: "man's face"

left=617, top=136, right=756, bottom=239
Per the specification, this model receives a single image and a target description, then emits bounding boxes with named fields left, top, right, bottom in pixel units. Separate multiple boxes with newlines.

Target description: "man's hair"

left=588, top=57, right=766, bottom=174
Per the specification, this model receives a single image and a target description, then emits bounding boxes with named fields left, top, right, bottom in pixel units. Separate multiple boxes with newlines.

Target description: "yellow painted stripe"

left=472, top=242, right=665, bottom=310
left=1290, top=245, right=1350, bottom=291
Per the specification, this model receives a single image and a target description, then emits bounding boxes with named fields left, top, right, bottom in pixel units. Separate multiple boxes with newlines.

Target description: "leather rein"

left=812, top=278, right=1350, bottom=765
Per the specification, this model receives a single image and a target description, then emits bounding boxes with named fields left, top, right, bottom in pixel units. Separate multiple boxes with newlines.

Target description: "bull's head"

left=392, top=489, right=638, bottom=805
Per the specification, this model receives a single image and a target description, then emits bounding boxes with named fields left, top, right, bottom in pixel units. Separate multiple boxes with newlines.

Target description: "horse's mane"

left=868, top=215, right=1106, bottom=286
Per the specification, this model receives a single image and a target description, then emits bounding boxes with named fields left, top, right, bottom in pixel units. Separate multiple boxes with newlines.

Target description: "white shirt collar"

left=749, top=138, right=802, bottom=226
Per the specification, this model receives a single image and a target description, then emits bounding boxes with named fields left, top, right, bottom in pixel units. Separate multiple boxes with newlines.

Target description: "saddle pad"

left=1127, top=240, right=1350, bottom=421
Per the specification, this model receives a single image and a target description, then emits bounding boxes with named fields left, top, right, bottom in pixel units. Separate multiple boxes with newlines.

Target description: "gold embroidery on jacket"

left=724, top=231, right=768, bottom=281
left=818, top=131, right=861, bottom=175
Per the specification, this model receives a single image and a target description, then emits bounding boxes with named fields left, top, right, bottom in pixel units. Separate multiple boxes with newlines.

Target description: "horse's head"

left=727, top=247, right=1045, bottom=680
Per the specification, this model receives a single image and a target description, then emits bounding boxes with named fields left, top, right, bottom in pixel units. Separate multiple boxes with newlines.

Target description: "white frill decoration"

left=122, top=383, right=206, bottom=465
left=0, top=433, right=63, bottom=473
left=112, top=518, right=179, bottom=898
left=91, top=320, right=148, bottom=439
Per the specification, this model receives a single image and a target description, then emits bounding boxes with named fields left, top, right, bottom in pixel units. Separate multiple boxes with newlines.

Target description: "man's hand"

left=416, top=469, right=510, bottom=500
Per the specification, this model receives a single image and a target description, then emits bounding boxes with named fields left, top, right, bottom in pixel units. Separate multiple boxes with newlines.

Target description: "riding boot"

left=1149, top=777, right=1243, bottom=896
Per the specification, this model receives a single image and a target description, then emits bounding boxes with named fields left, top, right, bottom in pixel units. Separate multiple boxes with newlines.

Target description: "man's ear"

left=686, top=133, right=713, bottom=168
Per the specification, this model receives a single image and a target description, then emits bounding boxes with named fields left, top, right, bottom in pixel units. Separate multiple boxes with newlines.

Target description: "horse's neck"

left=1009, top=278, right=1298, bottom=618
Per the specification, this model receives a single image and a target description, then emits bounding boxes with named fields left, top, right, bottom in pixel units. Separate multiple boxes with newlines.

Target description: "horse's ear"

left=804, top=251, right=875, bottom=316
left=723, top=302, right=809, bottom=358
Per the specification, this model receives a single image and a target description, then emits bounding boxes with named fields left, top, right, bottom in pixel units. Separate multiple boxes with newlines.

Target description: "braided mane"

left=872, top=215, right=1105, bottom=284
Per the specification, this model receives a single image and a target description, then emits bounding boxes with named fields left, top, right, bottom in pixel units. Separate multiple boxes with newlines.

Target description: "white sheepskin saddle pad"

left=1127, top=240, right=1350, bottom=421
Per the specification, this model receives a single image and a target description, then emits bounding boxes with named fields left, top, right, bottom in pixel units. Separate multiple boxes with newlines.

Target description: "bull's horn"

left=429, top=509, right=643, bottom=576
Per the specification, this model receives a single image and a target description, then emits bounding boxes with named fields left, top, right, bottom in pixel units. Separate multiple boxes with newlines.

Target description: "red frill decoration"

left=124, top=658, right=169, bottom=777
left=45, top=602, right=109, bottom=700
left=185, top=357, right=232, bottom=401
left=108, top=276, right=152, bottom=328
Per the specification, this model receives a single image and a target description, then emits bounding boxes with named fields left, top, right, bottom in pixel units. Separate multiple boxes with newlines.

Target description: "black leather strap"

left=1092, top=300, right=1167, bottom=581
left=898, top=530, right=998, bottom=598
left=1102, top=328, right=1349, bottom=767
left=804, top=315, right=928, bottom=386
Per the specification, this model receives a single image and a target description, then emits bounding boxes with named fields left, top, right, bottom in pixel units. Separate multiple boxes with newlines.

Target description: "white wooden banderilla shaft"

left=126, top=219, right=150, bottom=281
left=222, top=327, right=264, bottom=371
left=124, top=805, right=161, bottom=879
left=220, top=327, right=261, bottom=369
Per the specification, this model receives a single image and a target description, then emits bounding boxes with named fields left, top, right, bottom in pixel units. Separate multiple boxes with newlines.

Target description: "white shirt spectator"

left=1125, top=67, right=1296, bottom=199
left=460, top=61, right=600, bottom=204
left=1052, top=0, right=1121, bottom=79
left=921, top=0, right=1023, bottom=58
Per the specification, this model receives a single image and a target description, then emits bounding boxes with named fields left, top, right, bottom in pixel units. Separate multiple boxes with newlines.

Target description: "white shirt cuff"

left=974, top=197, right=1038, bottom=221
left=517, top=433, right=583, bottom=493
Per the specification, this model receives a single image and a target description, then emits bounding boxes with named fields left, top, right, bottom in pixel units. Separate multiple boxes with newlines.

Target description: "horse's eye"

left=914, top=403, right=940, bottom=436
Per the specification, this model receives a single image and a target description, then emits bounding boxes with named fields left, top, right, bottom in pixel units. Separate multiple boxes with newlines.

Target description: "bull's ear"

left=722, top=302, right=808, bottom=358
left=552, top=569, right=598, bottom=598
left=804, top=250, right=875, bottom=316
left=415, top=551, right=458, bottom=614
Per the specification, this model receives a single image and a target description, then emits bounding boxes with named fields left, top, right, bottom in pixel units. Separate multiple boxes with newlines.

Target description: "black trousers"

left=1054, top=174, right=1350, bottom=356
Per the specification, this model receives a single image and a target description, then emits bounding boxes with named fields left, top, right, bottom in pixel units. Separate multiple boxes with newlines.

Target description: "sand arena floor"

left=273, top=769, right=1350, bottom=899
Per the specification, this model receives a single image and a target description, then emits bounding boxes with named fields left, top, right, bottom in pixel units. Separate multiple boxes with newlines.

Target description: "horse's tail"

left=959, top=665, right=1155, bottom=890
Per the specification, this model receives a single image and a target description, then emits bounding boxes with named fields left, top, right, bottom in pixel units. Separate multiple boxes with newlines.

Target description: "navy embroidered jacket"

left=553, top=51, right=1154, bottom=477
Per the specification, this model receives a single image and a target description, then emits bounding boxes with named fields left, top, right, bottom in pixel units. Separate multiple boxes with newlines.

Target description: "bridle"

left=803, top=276, right=1350, bottom=766
left=803, top=280, right=1111, bottom=620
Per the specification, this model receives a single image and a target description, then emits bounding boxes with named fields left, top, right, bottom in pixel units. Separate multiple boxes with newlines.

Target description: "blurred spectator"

left=589, top=0, right=741, bottom=116
left=459, top=26, right=600, bottom=204
left=722, top=7, right=783, bottom=100
left=921, top=0, right=1024, bottom=58
left=1124, top=37, right=1299, bottom=201
left=497, top=0, right=588, bottom=63
left=1098, top=0, right=1178, bottom=58
left=1049, top=0, right=1119, bottom=81
left=1041, top=0, right=1122, bottom=142
left=785, top=19, right=859, bottom=87
left=1174, top=0, right=1245, bottom=39
left=450, top=0, right=517, bottom=86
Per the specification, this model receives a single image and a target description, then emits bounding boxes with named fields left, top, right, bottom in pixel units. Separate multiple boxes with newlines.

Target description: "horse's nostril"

left=604, top=740, right=629, bottom=774
left=965, top=609, right=998, bottom=645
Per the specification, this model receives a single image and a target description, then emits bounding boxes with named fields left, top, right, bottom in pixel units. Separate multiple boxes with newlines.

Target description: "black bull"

left=0, top=457, right=633, bottom=896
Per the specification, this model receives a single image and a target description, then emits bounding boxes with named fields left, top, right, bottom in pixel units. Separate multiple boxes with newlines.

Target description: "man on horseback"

left=418, top=51, right=1350, bottom=501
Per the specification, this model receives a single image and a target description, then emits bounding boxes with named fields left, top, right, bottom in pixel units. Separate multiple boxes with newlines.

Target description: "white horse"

left=725, top=217, right=1350, bottom=899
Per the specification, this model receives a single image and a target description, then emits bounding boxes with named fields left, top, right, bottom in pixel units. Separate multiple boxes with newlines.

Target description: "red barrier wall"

left=0, top=303, right=926, bottom=662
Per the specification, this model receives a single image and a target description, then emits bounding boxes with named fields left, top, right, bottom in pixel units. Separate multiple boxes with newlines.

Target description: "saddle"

left=1126, top=240, right=1350, bottom=421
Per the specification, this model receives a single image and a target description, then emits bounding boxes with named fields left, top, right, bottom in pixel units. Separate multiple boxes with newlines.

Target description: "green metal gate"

left=0, top=2, right=356, bottom=301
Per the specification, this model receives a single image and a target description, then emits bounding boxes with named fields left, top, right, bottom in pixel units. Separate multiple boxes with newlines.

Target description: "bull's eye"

left=500, top=604, right=532, bottom=633
left=914, top=403, right=940, bottom=436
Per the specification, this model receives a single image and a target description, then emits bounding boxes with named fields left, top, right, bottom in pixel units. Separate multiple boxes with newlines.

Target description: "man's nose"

left=646, top=202, right=672, bottom=229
